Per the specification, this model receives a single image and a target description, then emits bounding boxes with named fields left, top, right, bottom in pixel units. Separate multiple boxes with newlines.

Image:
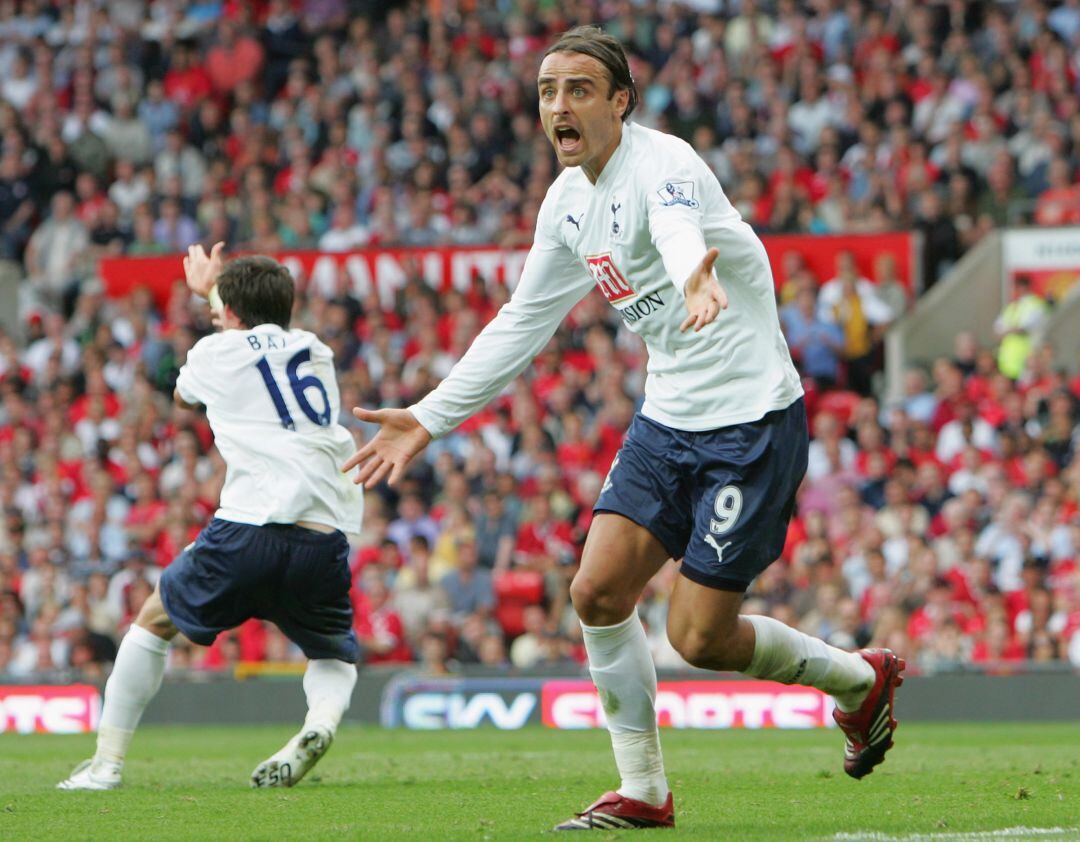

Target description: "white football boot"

left=57, top=759, right=122, bottom=791
left=250, top=726, right=333, bottom=788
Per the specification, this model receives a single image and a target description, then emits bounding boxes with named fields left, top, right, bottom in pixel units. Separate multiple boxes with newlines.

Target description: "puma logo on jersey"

left=704, top=534, right=733, bottom=562
left=565, top=213, right=583, bottom=230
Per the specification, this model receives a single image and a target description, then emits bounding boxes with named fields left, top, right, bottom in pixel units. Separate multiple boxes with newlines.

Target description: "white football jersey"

left=175, top=324, right=363, bottom=533
left=411, top=121, right=802, bottom=437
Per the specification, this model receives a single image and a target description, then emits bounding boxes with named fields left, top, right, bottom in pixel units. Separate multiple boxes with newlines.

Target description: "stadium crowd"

left=0, top=0, right=1079, bottom=679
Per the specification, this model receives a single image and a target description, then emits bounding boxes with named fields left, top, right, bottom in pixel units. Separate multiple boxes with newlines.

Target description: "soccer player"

left=59, top=245, right=363, bottom=791
left=343, top=25, right=905, bottom=832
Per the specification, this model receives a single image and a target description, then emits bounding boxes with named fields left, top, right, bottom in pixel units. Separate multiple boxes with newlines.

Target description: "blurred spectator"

left=826, top=291, right=883, bottom=395
left=474, top=490, right=518, bottom=571
left=102, top=94, right=153, bottom=166
left=154, top=129, right=207, bottom=202
left=439, top=537, right=494, bottom=622
left=1033, top=158, right=1080, bottom=227
left=205, top=20, right=265, bottom=96
left=872, top=254, right=909, bottom=321
left=781, top=286, right=845, bottom=389
left=936, top=399, right=998, bottom=464
left=318, top=203, right=370, bottom=251
left=354, top=574, right=412, bottom=665
left=994, top=276, right=1050, bottom=380
left=23, top=191, right=87, bottom=312
left=392, top=540, right=450, bottom=643
left=387, top=493, right=439, bottom=555
left=153, top=198, right=199, bottom=252
left=915, top=191, right=961, bottom=290
left=897, top=368, right=938, bottom=425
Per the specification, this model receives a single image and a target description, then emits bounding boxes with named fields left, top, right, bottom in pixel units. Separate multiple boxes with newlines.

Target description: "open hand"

left=342, top=407, right=433, bottom=489
left=183, top=242, right=225, bottom=299
left=679, top=247, right=728, bottom=333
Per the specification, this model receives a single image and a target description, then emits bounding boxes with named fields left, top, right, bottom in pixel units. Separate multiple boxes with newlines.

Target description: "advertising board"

left=99, top=234, right=917, bottom=310
left=380, top=677, right=833, bottom=730
left=0, top=685, right=101, bottom=734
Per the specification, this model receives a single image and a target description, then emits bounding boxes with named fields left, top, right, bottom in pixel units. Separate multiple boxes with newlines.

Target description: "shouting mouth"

left=554, top=125, right=582, bottom=154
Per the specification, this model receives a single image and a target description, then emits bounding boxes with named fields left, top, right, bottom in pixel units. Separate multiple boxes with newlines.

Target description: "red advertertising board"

left=542, top=680, right=835, bottom=730
left=0, top=685, right=101, bottom=734
left=98, top=234, right=915, bottom=311
left=763, top=231, right=916, bottom=292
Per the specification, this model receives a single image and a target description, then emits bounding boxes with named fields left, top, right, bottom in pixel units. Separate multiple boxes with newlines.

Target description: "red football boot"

left=833, top=648, right=906, bottom=780
left=554, top=791, right=675, bottom=831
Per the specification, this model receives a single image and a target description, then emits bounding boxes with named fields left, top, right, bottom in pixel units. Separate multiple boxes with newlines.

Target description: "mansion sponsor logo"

left=542, top=680, right=835, bottom=730
left=618, top=292, right=666, bottom=324
left=0, top=685, right=101, bottom=734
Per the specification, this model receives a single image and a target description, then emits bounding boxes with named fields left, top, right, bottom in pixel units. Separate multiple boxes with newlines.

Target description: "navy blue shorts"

left=594, top=398, right=808, bottom=592
left=159, top=518, right=359, bottom=663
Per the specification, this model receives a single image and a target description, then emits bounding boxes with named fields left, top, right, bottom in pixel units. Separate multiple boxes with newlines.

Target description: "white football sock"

left=582, top=612, right=668, bottom=807
left=745, top=615, right=874, bottom=711
left=301, top=659, right=357, bottom=734
left=94, top=624, right=170, bottom=768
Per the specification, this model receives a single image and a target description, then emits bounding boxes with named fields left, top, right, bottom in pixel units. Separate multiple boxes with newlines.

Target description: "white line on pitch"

left=832, top=828, right=1080, bottom=842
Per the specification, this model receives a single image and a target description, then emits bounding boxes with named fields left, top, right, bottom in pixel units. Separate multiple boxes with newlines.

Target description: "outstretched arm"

left=344, top=237, right=592, bottom=488
left=647, top=168, right=728, bottom=333
left=408, top=242, right=593, bottom=438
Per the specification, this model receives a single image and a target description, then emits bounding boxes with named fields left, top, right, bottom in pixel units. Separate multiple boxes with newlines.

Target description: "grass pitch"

left=1, top=723, right=1077, bottom=840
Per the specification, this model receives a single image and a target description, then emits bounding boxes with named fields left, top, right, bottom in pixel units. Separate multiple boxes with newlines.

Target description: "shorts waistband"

left=261, top=522, right=346, bottom=543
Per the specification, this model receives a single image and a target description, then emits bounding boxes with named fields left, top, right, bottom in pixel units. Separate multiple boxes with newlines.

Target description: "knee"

left=669, top=624, right=739, bottom=671
left=134, top=615, right=176, bottom=640
left=134, top=589, right=177, bottom=640
left=570, top=573, right=634, bottom=626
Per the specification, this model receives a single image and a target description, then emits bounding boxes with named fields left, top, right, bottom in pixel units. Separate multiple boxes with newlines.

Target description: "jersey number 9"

left=710, top=485, right=743, bottom=535
left=255, top=349, right=331, bottom=430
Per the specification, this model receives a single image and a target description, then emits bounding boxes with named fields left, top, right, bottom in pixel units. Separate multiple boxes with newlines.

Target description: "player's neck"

left=582, top=124, right=624, bottom=185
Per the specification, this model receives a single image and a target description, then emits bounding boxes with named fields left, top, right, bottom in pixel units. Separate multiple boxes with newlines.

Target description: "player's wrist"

left=207, top=284, right=223, bottom=312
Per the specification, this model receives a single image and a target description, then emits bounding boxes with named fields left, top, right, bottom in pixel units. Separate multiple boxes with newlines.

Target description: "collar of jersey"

left=246, top=323, right=287, bottom=332
left=591, top=122, right=633, bottom=191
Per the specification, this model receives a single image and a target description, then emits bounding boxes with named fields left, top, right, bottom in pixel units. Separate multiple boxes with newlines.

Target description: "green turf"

left=1, top=723, right=1077, bottom=840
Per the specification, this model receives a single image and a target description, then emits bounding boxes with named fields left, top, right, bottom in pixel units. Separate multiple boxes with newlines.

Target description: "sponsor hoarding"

left=98, top=234, right=917, bottom=310
left=542, top=680, right=835, bottom=730
left=0, top=685, right=101, bottom=734
left=764, top=231, right=917, bottom=294
left=380, top=676, right=834, bottom=730
left=380, top=677, right=543, bottom=730
left=99, top=246, right=531, bottom=311
left=1001, top=227, right=1080, bottom=301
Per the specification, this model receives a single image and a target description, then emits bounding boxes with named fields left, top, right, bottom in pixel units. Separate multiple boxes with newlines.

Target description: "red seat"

left=814, top=389, right=861, bottom=428
left=493, top=570, right=545, bottom=636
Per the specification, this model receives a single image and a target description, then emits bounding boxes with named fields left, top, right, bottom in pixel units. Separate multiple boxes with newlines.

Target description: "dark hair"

left=217, top=256, right=294, bottom=329
left=544, top=25, right=638, bottom=121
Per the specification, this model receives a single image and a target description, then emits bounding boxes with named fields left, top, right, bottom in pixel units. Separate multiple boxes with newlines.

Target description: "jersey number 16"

left=255, top=349, right=331, bottom=430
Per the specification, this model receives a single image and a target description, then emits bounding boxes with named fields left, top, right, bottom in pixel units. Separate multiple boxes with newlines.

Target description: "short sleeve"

left=175, top=336, right=219, bottom=406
